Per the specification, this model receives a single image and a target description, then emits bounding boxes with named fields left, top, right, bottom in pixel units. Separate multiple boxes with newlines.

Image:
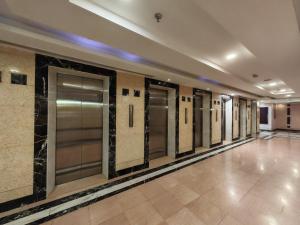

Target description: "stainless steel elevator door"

left=194, top=95, right=203, bottom=148
left=149, top=88, right=168, bottom=160
left=56, top=73, right=103, bottom=185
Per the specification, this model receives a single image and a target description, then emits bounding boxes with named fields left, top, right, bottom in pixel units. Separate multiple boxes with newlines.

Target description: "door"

left=221, top=99, right=226, bottom=141
left=149, top=88, right=168, bottom=160
left=194, top=95, right=203, bottom=148
left=56, top=73, right=103, bottom=184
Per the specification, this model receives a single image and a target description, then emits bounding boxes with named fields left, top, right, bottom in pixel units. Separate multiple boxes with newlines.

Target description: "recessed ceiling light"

left=230, top=93, right=235, bottom=96
left=256, top=85, right=264, bottom=90
left=167, top=78, right=171, bottom=82
left=226, top=53, right=237, bottom=60
left=286, top=94, right=291, bottom=97
left=269, top=82, right=277, bottom=87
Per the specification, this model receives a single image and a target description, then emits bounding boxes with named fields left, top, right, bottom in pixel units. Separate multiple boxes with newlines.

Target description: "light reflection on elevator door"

left=55, top=73, right=103, bottom=185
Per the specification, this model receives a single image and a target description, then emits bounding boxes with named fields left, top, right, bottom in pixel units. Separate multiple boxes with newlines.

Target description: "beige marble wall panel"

left=232, top=96, right=239, bottom=139
left=274, top=104, right=287, bottom=129
left=179, top=86, right=193, bottom=153
left=211, top=93, right=221, bottom=144
left=116, top=72, right=145, bottom=171
left=0, top=44, right=35, bottom=203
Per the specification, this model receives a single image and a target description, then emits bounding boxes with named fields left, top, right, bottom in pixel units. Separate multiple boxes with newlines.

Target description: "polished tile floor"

left=43, top=137, right=300, bottom=225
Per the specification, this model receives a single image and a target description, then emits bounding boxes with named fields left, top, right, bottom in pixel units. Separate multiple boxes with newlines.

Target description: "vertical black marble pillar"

left=0, top=54, right=117, bottom=212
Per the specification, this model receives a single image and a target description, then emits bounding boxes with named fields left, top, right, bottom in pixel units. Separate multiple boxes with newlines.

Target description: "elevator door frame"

left=47, top=66, right=110, bottom=196
left=193, top=89, right=211, bottom=149
left=194, top=94, right=203, bottom=148
left=239, top=99, right=247, bottom=139
left=148, top=84, right=177, bottom=160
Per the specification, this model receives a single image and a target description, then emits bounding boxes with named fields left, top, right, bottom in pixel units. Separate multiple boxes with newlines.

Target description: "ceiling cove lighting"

left=199, top=59, right=230, bottom=74
left=69, top=0, right=155, bottom=40
left=225, top=53, right=237, bottom=60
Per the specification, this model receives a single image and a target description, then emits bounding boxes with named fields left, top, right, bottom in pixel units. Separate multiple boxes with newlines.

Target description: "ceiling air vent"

left=293, top=0, right=300, bottom=32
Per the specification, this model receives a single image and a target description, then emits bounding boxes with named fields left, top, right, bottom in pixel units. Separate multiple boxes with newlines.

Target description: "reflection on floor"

left=1, top=140, right=245, bottom=220
left=42, top=136, right=300, bottom=225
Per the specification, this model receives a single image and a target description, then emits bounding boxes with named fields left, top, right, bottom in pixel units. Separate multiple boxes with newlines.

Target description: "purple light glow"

left=59, top=32, right=144, bottom=63
left=198, top=76, right=221, bottom=85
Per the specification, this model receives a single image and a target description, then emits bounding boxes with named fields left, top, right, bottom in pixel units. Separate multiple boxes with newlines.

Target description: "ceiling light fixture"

left=256, top=85, right=264, bottom=90
left=269, top=82, right=277, bottom=87
left=226, top=53, right=237, bottom=60
left=286, top=94, right=291, bottom=97
left=167, top=78, right=171, bottom=82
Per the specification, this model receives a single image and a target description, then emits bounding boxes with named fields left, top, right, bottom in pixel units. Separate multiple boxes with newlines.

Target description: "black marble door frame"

left=0, top=54, right=117, bottom=213
left=145, top=78, right=180, bottom=162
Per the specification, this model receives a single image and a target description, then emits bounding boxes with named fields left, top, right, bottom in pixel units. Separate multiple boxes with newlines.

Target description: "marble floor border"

left=0, top=138, right=256, bottom=225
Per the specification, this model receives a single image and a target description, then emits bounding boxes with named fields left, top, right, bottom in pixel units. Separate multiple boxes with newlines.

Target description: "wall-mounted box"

left=122, top=88, right=129, bottom=96
left=11, top=73, right=27, bottom=85
left=134, top=90, right=140, bottom=97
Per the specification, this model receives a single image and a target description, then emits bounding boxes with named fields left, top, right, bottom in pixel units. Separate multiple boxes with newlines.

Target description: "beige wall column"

left=211, top=93, right=221, bottom=145
left=115, top=72, right=145, bottom=171
left=179, top=86, right=193, bottom=153
left=0, top=45, right=34, bottom=203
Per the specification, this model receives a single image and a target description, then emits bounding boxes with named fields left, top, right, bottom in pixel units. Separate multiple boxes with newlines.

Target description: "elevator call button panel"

left=11, top=73, right=27, bottom=85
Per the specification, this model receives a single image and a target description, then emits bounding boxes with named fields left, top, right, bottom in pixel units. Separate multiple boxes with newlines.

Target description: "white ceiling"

left=0, top=0, right=300, bottom=99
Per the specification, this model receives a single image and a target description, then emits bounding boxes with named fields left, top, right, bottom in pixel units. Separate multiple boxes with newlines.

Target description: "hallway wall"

left=211, top=93, right=222, bottom=145
left=0, top=43, right=257, bottom=209
left=179, top=86, right=193, bottom=153
left=0, top=45, right=35, bottom=203
left=115, top=72, right=145, bottom=171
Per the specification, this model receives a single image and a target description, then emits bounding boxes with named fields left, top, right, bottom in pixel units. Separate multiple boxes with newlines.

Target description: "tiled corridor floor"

left=43, top=137, right=300, bottom=225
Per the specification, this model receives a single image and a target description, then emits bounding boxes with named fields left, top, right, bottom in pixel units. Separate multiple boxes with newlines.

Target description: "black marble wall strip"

left=0, top=137, right=254, bottom=225
left=0, top=54, right=117, bottom=214
left=144, top=78, right=150, bottom=164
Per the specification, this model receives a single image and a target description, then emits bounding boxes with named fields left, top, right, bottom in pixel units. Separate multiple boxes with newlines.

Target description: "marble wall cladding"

left=116, top=72, right=145, bottom=171
left=232, top=96, right=240, bottom=139
left=179, top=86, right=193, bottom=153
left=274, top=104, right=287, bottom=129
left=0, top=44, right=35, bottom=203
left=211, top=93, right=222, bottom=145
left=246, top=100, right=252, bottom=135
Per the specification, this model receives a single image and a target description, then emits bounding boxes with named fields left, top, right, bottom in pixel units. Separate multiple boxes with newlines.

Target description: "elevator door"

left=149, top=88, right=168, bottom=160
left=194, top=95, right=203, bottom=148
left=56, top=74, right=103, bottom=185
